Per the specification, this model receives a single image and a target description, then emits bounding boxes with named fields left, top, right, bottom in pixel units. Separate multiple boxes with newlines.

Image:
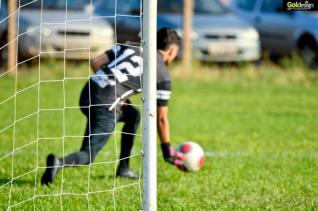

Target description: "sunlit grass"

left=0, top=59, right=318, bottom=210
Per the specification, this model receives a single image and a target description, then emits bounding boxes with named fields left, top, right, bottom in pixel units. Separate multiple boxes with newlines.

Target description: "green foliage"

left=0, top=61, right=318, bottom=210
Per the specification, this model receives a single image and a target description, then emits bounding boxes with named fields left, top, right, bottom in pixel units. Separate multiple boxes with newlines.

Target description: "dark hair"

left=157, top=27, right=181, bottom=51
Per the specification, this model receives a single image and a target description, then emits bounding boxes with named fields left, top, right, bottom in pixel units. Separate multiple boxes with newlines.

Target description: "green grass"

left=0, top=60, right=318, bottom=210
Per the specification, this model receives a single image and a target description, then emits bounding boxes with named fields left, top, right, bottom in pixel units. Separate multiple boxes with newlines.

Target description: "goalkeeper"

left=41, top=28, right=183, bottom=186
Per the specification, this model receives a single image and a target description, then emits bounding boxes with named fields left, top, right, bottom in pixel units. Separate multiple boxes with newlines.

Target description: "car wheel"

left=298, top=39, right=318, bottom=69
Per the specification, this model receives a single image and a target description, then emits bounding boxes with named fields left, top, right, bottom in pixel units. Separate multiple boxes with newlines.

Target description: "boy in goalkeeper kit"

left=41, top=28, right=184, bottom=186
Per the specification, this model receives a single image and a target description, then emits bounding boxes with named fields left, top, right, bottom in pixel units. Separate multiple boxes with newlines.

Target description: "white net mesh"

left=0, top=0, right=145, bottom=210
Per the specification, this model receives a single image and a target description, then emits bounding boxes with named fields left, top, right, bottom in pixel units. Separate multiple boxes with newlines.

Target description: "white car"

left=18, top=0, right=113, bottom=60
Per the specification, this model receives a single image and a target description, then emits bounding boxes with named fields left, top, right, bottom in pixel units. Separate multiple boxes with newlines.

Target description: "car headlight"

left=176, top=28, right=199, bottom=40
left=241, top=28, right=259, bottom=41
left=42, top=26, right=52, bottom=37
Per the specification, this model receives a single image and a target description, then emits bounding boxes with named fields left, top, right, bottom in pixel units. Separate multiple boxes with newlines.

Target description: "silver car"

left=160, top=0, right=261, bottom=62
left=18, top=0, right=113, bottom=60
left=94, top=0, right=261, bottom=62
left=228, top=0, right=318, bottom=67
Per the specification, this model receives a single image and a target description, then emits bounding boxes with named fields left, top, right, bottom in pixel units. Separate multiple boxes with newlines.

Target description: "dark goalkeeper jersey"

left=81, top=44, right=172, bottom=112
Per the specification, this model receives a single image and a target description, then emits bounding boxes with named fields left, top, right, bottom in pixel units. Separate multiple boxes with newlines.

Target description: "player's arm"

left=157, top=106, right=170, bottom=145
left=157, top=82, right=186, bottom=168
left=157, top=105, right=174, bottom=164
left=90, top=54, right=109, bottom=73
left=156, top=82, right=171, bottom=146
left=157, top=105, right=185, bottom=168
left=90, top=48, right=115, bottom=73
left=157, top=82, right=175, bottom=164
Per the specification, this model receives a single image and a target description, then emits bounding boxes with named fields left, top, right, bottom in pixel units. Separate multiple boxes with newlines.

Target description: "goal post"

left=142, top=0, right=157, bottom=210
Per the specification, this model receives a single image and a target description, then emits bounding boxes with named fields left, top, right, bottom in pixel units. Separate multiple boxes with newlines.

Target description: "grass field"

left=0, top=60, right=318, bottom=210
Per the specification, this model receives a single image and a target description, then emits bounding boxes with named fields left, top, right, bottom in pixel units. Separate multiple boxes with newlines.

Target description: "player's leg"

left=61, top=105, right=116, bottom=165
left=42, top=130, right=91, bottom=185
left=61, top=83, right=95, bottom=165
left=116, top=104, right=141, bottom=179
left=40, top=153, right=62, bottom=186
left=41, top=103, right=116, bottom=185
left=78, top=105, right=116, bottom=163
left=41, top=85, right=89, bottom=186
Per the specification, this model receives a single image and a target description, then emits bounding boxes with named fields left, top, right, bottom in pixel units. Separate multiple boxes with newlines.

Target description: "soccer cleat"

left=41, top=153, right=61, bottom=186
left=116, top=168, right=139, bottom=180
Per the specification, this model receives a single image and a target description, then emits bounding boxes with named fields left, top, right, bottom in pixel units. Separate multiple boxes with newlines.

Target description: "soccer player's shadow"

left=90, top=174, right=113, bottom=180
left=91, top=174, right=107, bottom=180
left=0, top=177, right=34, bottom=186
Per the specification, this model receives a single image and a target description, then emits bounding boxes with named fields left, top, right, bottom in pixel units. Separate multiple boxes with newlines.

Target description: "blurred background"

left=0, top=0, right=318, bottom=71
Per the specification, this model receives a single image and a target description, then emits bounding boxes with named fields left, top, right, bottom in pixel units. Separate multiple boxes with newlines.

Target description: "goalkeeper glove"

left=161, top=143, right=175, bottom=164
left=161, top=143, right=187, bottom=171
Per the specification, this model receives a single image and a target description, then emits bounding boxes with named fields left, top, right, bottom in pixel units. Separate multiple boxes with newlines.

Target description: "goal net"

left=0, top=0, right=157, bottom=210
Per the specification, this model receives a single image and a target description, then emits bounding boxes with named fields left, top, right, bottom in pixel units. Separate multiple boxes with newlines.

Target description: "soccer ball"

left=176, top=141, right=205, bottom=172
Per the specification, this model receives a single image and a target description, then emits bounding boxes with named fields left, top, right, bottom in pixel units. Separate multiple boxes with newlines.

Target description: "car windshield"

left=21, top=0, right=89, bottom=10
left=158, top=0, right=227, bottom=14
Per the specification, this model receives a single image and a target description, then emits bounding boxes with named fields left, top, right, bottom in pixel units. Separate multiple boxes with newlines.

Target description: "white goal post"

left=142, top=0, right=157, bottom=210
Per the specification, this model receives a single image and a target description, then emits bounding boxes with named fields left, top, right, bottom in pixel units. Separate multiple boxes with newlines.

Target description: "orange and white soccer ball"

left=176, top=141, right=205, bottom=172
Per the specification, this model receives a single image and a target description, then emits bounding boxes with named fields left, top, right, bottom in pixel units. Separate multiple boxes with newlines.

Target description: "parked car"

left=0, top=0, right=9, bottom=66
left=0, top=0, right=7, bottom=40
left=1, top=0, right=114, bottom=61
left=228, top=0, right=318, bottom=67
left=94, top=0, right=261, bottom=62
